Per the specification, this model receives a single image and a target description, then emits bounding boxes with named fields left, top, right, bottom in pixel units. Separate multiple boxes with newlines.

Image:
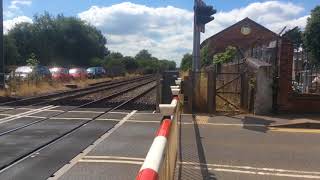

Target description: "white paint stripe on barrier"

left=140, top=136, right=167, bottom=172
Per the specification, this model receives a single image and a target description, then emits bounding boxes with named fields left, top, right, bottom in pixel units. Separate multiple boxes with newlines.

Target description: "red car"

left=49, top=67, right=71, bottom=81
left=69, top=68, right=88, bottom=79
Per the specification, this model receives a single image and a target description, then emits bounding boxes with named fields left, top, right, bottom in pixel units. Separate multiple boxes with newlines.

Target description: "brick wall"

left=277, top=39, right=320, bottom=113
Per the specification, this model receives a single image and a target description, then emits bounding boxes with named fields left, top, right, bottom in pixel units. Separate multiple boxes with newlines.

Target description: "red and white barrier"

left=136, top=77, right=181, bottom=180
left=136, top=118, right=172, bottom=180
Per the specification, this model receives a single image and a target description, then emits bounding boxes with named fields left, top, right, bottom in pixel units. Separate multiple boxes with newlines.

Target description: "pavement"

left=176, top=114, right=320, bottom=180
left=0, top=105, right=163, bottom=180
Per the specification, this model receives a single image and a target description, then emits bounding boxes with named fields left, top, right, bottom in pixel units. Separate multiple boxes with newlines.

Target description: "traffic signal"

left=195, top=4, right=216, bottom=25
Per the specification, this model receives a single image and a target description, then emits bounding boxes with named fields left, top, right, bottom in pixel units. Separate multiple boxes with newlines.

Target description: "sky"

left=3, top=0, right=319, bottom=65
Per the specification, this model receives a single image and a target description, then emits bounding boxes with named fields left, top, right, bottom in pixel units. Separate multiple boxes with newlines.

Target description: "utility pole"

left=0, top=0, right=4, bottom=89
left=191, top=0, right=216, bottom=112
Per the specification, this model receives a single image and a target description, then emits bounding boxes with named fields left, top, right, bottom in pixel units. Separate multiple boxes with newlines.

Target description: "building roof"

left=201, top=17, right=279, bottom=54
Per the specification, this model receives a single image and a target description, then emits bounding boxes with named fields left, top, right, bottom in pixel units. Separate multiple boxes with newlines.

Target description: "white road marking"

left=0, top=107, right=14, bottom=110
left=49, top=110, right=137, bottom=180
left=0, top=106, right=58, bottom=124
left=51, top=117, right=92, bottom=120
left=83, top=156, right=144, bottom=161
left=68, top=110, right=104, bottom=114
left=181, top=122, right=265, bottom=127
left=95, top=118, right=121, bottom=121
left=78, top=159, right=143, bottom=165
left=126, top=120, right=160, bottom=123
left=212, top=168, right=320, bottom=179
left=0, top=113, right=13, bottom=116
left=180, top=162, right=320, bottom=178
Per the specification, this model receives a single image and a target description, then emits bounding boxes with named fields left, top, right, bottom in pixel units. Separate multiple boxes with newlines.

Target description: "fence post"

left=156, top=73, right=162, bottom=113
left=240, top=72, right=248, bottom=110
left=207, top=67, right=216, bottom=114
left=188, top=70, right=193, bottom=113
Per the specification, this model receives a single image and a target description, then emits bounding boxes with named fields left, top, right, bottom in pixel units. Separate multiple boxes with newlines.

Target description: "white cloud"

left=5, top=0, right=32, bottom=18
left=9, top=0, right=32, bottom=9
left=3, top=16, right=33, bottom=33
left=77, top=1, right=310, bottom=65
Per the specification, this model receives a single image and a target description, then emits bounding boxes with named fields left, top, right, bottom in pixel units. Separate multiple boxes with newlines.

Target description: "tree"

left=201, top=44, right=212, bottom=67
left=304, top=6, right=320, bottom=62
left=122, top=56, right=138, bottom=73
left=213, top=46, right=237, bottom=64
left=135, top=49, right=152, bottom=61
left=283, top=27, right=303, bottom=50
left=26, top=53, right=39, bottom=66
left=89, top=57, right=104, bottom=66
left=180, top=53, right=192, bottom=71
left=8, top=12, right=107, bottom=66
left=4, top=35, right=20, bottom=68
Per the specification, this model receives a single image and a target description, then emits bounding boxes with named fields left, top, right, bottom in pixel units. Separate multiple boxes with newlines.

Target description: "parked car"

left=86, top=67, right=106, bottom=79
left=49, top=67, right=71, bottom=81
left=14, top=65, right=51, bottom=80
left=69, top=68, right=87, bottom=79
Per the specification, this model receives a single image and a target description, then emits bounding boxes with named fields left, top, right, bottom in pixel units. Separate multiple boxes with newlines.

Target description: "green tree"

left=135, top=49, right=152, bottom=61
left=122, top=56, right=138, bottom=73
left=89, top=57, right=104, bottom=66
left=8, top=12, right=107, bottom=66
left=213, top=46, right=237, bottom=64
left=4, top=35, right=20, bottom=68
left=180, top=53, right=192, bottom=71
left=283, top=27, right=303, bottom=50
left=26, top=53, right=39, bottom=66
left=201, top=44, right=212, bottom=67
left=304, top=6, right=320, bottom=62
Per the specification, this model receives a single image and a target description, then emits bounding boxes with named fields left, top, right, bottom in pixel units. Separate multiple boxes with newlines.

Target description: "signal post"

left=190, top=0, right=216, bottom=112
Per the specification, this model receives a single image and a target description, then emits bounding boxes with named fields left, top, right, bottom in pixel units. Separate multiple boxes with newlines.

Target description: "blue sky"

left=4, top=0, right=318, bottom=19
left=3, top=0, right=319, bottom=64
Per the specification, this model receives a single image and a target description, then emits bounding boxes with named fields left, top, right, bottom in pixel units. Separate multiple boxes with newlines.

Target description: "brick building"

left=201, top=17, right=278, bottom=56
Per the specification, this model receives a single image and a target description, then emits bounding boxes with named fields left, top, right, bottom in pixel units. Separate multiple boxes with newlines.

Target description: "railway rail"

left=0, top=77, right=157, bottom=176
left=0, top=75, right=152, bottom=111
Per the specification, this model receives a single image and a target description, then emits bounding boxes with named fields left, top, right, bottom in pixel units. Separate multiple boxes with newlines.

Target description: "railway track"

left=0, top=75, right=152, bottom=110
left=0, top=78, right=157, bottom=176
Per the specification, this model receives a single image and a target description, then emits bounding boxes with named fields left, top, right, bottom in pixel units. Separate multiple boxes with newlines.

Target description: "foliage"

left=4, top=35, right=20, bottom=69
left=26, top=53, right=39, bottom=66
left=4, top=12, right=176, bottom=74
left=7, top=12, right=107, bottom=66
left=213, top=46, right=237, bottom=64
left=122, top=56, right=138, bottom=73
left=304, top=6, right=320, bottom=62
left=180, top=53, right=192, bottom=71
left=200, top=44, right=212, bottom=67
left=283, top=27, right=303, bottom=50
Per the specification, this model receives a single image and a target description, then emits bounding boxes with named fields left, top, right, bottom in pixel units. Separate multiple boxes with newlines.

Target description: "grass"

left=0, top=74, right=140, bottom=98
